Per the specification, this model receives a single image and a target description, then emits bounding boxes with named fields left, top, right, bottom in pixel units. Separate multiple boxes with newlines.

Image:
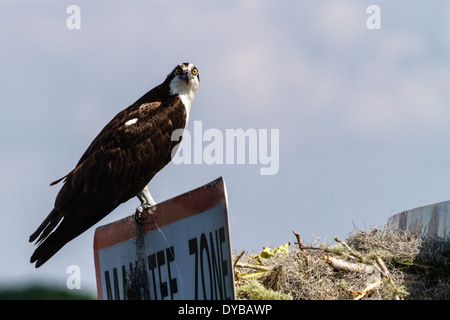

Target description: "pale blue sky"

left=1, top=1, right=449, bottom=296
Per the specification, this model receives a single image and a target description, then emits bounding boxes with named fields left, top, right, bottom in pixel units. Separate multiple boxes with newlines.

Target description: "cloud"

left=315, top=1, right=366, bottom=49
left=338, top=31, right=449, bottom=137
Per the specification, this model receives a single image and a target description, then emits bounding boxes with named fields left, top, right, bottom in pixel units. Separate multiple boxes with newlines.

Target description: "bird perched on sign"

left=29, top=62, right=200, bottom=268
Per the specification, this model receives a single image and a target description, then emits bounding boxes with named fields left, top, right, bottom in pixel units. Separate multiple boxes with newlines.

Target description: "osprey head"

left=168, top=62, right=200, bottom=103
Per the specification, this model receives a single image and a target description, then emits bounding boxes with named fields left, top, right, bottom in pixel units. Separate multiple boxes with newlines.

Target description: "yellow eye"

left=191, top=67, right=198, bottom=75
left=174, top=67, right=182, bottom=75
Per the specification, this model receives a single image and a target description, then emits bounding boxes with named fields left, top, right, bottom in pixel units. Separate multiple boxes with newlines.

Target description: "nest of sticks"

left=233, top=225, right=450, bottom=300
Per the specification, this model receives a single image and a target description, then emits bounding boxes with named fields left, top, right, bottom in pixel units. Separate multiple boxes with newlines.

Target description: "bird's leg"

left=135, top=186, right=156, bottom=224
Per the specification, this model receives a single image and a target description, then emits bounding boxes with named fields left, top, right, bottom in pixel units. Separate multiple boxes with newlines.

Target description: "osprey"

left=29, top=62, right=200, bottom=268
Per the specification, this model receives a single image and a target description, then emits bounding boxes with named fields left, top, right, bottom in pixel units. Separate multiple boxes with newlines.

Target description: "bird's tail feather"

left=29, top=209, right=62, bottom=244
left=29, top=216, right=81, bottom=268
left=30, top=229, right=68, bottom=268
left=29, top=209, right=69, bottom=268
left=29, top=196, right=122, bottom=268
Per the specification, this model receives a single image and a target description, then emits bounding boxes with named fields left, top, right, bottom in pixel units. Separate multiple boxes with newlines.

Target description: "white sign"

left=93, top=177, right=234, bottom=300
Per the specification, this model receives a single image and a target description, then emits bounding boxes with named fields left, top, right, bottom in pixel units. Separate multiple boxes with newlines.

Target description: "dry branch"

left=235, top=262, right=271, bottom=272
left=322, top=255, right=376, bottom=274
left=233, top=250, right=246, bottom=277
left=395, top=260, right=430, bottom=271
left=375, top=254, right=403, bottom=300
left=352, top=280, right=383, bottom=300
left=292, top=230, right=305, bottom=251
left=334, top=237, right=367, bottom=262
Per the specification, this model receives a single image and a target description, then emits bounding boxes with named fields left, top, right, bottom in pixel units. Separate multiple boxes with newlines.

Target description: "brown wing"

left=56, top=101, right=163, bottom=205
left=30, top=96, right=187, bottom=267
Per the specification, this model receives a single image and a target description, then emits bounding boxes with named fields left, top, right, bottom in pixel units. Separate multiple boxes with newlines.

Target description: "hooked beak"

left=181, top=71, right=194, bottom=84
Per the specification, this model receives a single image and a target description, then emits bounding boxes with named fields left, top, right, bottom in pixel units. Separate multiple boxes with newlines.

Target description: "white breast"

left=169, top=77, right=199, bottom=128
left=179, top=93, right=192, bottom=127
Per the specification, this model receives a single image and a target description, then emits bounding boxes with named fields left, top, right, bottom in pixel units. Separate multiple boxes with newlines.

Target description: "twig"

left=352, top=280, right=383, bottom=300
left=375, top=255, right=389, bottom=276
left=334, top=237, right=366, bottom=262
left=234, top=250, right=245, bottom=268
left=323, top=255, right=376, bottom=274
left=292, top=230, right=311, bottom=266
left=233, top=250, right=245, bottom=277
left=292, top=230, right=305, bottom=251
left=395, top=260, right=430, bottom=271
left=366, top=239, right=394, bottom=253
left=235, top=262, right=271, bottom=272
left=374, top=254, right=403, bottom=300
